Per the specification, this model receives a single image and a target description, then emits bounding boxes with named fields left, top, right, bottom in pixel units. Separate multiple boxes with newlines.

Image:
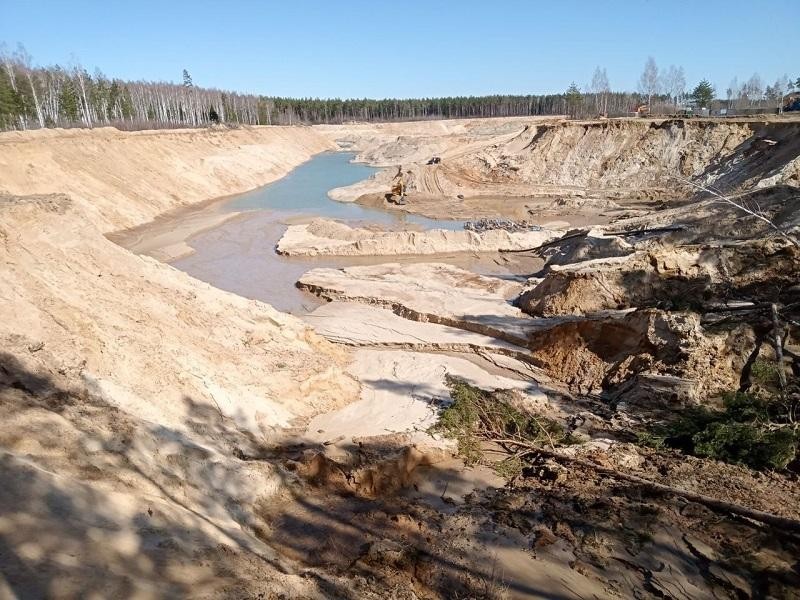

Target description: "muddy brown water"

left=126, top=152, right=542, bottom=314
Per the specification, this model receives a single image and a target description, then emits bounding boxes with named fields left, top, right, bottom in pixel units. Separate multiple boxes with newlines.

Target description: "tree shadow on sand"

left=3, top=349, right=800, bottom=599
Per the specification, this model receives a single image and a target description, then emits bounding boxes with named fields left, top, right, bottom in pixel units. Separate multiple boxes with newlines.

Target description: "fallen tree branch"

left=500, top=225, right=688, bottom=255
left=605, top=225, right=687, bottom=237
left=674, top=176, right=800, bottom=249
left=491, top=437, right=800, bottom=535
left=500, top=230, right=589, bottom=254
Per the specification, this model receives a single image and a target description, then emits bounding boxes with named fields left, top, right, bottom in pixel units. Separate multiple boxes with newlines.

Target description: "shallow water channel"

left=158, top=152, right=537, bottom=314
left=225, top=152, right=459, bottom=229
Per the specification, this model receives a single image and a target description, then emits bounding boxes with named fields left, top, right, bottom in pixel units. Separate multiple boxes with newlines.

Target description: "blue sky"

left=1, top=0, right=796, bottom=98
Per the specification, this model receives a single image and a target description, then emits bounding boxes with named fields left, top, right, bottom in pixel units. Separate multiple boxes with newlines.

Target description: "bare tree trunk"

left=772, top=303, right=788, bottom=391
left=677, top=176, right=799, bottom=248
left=74, top=68, right=92, bottom=128
left=26, top=71, right=44, bottom=128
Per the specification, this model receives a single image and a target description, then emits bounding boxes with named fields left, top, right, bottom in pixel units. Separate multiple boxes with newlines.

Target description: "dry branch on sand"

left=675, top=176, right=800, bottom=248
left=435, top=378, right=800, bottom=534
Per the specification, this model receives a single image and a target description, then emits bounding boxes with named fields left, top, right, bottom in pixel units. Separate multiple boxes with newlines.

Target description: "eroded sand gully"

left=2, top=117, right=800, bottom=598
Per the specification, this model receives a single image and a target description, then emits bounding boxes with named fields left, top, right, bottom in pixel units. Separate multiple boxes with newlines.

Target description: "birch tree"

left=638, top=57, right=660, bottom=109
left=743, top=73, right=764, bottom=106
left=662, top=65, right=686, bottom=106
left=727, top=77, right=739, bottom=110
left=766, top=76, right=786, bottom=112
left=590, top=67, right=610, bottom=115
left=13, top=45, right=44, bottom=128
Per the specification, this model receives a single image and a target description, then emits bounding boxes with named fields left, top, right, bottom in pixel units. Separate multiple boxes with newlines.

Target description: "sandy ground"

left=277, top=219, right=561, bottom=256
left=2, top=117, right=800, bottom=598
left=107, top=195, right=246, bottom=262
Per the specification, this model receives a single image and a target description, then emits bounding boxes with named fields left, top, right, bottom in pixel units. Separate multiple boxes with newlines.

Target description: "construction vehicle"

left=386, top=165, right=407, bottom=205
left=785, top=92, right=800, bottom=112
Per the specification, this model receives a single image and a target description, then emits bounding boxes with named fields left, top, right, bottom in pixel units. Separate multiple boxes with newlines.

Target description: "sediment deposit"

left=277, top=218, right=561, bottom=256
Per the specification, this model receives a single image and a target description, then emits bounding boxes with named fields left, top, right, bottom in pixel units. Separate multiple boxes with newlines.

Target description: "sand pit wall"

left=0, top=125, right=337, bottom=232
left=403, top=119, right=800, bottom=200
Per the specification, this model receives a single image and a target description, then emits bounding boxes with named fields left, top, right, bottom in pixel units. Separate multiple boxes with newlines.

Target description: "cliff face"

left=327, top=117, right=800, bottom=212
left=456, top=119, right=800, bottom=196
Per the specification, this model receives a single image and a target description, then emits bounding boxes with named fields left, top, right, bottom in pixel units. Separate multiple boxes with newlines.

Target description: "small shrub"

left=640, top=389, right=799, bottom=471
left=722, top=390, right=770, bottom=422
left=635, top=430, right=666, bottom=450
left=692, top=421, right=796, bottom=470
left=750, top=359, right=780, bottom=388
left=433, top=376, right=570, bottom=469
left=493, top=456, right=524, bottom=479
left=655, top=406, right=720, bottom=454
left=434, top=377, right=484, bottom=464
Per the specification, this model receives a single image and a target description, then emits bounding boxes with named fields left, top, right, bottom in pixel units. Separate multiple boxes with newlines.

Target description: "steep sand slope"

left=1, top=194, right=357, bottom=435
left=0, top=192, right=362, bottom=596
left=457, top=118, right=800, bottom=194
left=0, top=125, right=336, bottom=232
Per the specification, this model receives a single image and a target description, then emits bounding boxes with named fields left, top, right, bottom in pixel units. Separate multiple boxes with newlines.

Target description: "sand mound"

left=278, top=219, right=561, bottom=256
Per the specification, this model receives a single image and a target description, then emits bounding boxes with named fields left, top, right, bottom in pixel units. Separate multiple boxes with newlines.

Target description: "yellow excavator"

left=387, top=165, right=407, bottom=205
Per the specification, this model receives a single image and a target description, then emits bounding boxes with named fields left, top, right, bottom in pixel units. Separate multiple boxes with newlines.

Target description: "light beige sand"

left=278, top=218, right=561, bottom=256
left=0, top=125, right=336, bottom=232
left=108, top=196, right=244, bottom=262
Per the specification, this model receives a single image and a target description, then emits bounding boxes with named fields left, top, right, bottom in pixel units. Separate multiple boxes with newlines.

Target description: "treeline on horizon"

left=1, top=45, right=796, bottom=132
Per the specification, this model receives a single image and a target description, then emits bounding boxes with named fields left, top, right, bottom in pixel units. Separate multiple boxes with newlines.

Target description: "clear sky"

left=1, top=0, right=796, bottom=98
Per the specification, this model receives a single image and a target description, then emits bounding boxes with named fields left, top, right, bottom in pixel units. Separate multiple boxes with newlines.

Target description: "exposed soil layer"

left=336, top=117, right=800, bottom=222
left=297, top=261, right=756, bottom=399
left=520, top=240, right=800, bottom=317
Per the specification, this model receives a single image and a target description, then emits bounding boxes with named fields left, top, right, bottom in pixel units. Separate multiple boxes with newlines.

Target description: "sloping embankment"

left=475, top=118, right=800, bottom=193
left=345, top=118, right=800, bottom=208
left=0, top=126, right=363, bottom=596
left=0, top=125, right=337, bottom=232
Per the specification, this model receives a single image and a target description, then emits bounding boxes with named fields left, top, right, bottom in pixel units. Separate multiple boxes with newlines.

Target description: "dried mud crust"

left=257, top=443, right=800, bottom=600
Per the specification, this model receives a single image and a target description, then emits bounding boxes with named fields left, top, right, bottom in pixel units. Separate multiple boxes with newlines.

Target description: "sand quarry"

left=1, top=116, right=800, bottom=598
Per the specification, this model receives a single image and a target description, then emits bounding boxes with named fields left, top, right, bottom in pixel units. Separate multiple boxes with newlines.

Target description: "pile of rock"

left=464, top=218, right=543, bottom=233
